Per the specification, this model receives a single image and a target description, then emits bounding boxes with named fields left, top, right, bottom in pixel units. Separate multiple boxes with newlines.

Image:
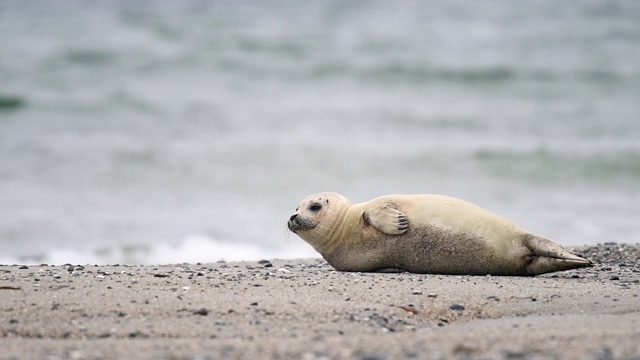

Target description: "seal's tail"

left=524, top=235, right=593, bottom=275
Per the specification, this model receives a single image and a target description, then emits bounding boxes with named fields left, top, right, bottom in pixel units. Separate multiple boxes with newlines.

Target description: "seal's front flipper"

left=363, top=204, right=408, bottom=235
left=525, top=235, right=593, bottom=275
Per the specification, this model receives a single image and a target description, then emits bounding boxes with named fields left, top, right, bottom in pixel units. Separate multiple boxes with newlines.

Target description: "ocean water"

left=1, top=0, right=639, bottom=265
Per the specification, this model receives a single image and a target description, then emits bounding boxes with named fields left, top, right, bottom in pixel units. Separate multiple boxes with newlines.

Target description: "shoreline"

left=1, top=243, right=639, bottom=359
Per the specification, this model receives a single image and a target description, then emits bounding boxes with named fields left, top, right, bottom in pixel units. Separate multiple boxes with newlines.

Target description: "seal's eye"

left=309, top=203, right=322, bottom=212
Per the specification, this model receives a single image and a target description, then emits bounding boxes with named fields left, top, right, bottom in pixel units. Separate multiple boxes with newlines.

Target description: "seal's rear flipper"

left=525, top=235, right=593, bottom=275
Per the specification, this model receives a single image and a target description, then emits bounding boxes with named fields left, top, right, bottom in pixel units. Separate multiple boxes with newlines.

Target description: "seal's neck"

left=318, top=202, right=365, bottom=256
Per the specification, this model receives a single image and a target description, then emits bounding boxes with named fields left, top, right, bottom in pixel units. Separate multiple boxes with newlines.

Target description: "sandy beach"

left=1, top=243, right=638, bottom=360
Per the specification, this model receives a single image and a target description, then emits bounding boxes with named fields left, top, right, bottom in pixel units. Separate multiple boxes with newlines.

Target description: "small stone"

left=610, top=276, right=620, bottom=280
left=427, top=293, right=438, bottom=298
left=596, top=347, right=613, bottom=360
left=399, top=305, right=419, bottom=314
left=258, top=260, right=273, bottom=268
left=449, top=304, right=465, bottom=311
left=18, top=265, right=28, bottom=270
left=412, top=290, right=422, bottom=295
left=128, top=331, right=147, bottom=338
left=153, top=273, right=169, bottom=278
left=362, top=355, right=384, bottom=360
left=193, top=308, right=209, bottom=316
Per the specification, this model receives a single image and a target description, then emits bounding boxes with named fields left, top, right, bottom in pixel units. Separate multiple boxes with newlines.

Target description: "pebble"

left=412, top=290, right=422, bottom=295
left=449, top=304, right=465, bottom=311
left=399, top=305, right=419, bottom=314
left=362, top=355, right=384, bottom=360
left=18, top=265, right=28, bottom=270
left=193, top=308, right=209, bottom=316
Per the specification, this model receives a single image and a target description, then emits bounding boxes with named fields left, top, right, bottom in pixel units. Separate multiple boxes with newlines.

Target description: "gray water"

left=1, top=0, right=639, bottom=264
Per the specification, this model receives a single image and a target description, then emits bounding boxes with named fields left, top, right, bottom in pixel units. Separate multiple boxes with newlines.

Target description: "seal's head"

left=287, top=192, right=351, bottom=250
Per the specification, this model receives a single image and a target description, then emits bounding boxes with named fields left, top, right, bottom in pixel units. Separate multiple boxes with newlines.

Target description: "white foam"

left=0, top=233, right=320, bottom=266
left=144, top=232, right=316, bottom=264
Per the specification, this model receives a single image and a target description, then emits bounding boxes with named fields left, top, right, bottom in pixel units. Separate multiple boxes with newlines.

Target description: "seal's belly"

left=331, top=224, right=530, bottom=275
left=395, top=225, right=523, bottom=275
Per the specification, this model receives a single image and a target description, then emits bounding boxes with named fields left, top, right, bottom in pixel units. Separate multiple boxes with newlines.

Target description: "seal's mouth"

left=287, top=214, right=315, bottom=233
left=287, top=221, right=301, bottom=233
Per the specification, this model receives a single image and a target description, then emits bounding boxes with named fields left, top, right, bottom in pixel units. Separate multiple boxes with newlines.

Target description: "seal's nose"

left=289, top=214, right=298, bottom=222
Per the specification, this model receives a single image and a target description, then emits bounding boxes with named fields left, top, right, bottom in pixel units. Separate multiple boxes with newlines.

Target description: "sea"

left=1, top=0, right=639, bottom=265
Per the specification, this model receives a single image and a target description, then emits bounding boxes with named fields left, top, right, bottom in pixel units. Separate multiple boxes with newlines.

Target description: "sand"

left=1, top=243, right=639, bottom=360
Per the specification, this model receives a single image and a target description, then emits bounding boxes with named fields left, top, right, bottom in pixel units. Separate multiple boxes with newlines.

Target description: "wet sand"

left=1, top=243, right=639, bottom=359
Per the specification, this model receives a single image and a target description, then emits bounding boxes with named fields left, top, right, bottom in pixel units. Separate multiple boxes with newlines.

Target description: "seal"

left=287, top=192, right=592, bottom=276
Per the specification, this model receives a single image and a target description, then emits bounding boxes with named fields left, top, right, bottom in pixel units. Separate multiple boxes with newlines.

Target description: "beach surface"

left=1, top=243, right=639, bottom=360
